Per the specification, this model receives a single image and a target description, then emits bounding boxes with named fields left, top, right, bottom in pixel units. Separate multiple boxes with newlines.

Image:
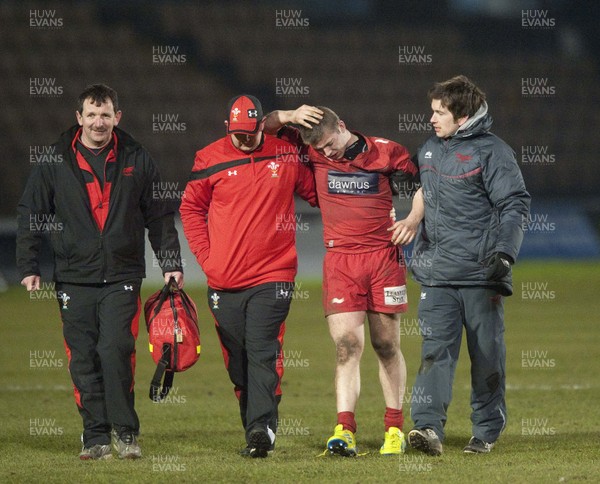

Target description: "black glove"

left=486, top=252, right=513, bottom=281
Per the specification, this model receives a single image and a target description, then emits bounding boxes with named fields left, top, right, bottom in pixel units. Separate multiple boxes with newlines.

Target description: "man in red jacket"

left=265, top=105, right=423, bottom=456
left=180, top=95, right=317, bottom=458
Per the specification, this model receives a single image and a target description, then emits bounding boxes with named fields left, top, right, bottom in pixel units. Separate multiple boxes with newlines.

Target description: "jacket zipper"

left=431, top=140, right=449, bottom=283
left=100, top=155, right=109, bottom=282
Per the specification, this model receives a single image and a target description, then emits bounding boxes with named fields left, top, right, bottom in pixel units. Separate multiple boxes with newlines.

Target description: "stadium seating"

left=2, top=1, right=599, bottom=218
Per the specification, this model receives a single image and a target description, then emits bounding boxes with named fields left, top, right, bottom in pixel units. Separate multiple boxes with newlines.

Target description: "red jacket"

left=180, top=134, right=317, bottom=290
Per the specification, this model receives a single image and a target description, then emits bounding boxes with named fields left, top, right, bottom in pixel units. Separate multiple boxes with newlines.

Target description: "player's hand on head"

left=292, top=105, right=323, bottom=128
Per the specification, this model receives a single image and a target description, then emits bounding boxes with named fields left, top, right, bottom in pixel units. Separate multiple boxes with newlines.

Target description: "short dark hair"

left=428, top=75, right=485, bottom=121
left=77, top=84, right=119, bottom=113
left=298, top=106, right=339, bottom=146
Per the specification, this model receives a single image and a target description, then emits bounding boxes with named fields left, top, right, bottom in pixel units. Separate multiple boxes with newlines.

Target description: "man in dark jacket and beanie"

left=401, top=75, right=530, bottom=456
left=17, top=84, right=183, bottom=460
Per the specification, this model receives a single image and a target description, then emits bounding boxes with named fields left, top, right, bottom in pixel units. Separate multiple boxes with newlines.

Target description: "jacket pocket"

left=477, top=229, right=489, bottom=264
left=477, top=226, right=498, bottom=264
left=50, top=231, right=67, bottom=259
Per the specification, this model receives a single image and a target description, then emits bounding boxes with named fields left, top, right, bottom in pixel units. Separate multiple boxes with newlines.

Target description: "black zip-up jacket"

left=17, top=125, right=182, bottom=283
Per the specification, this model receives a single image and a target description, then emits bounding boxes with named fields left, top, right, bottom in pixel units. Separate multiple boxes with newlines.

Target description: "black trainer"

left=240, top=442, right=275, bottom=457
left=245, top=429, right=272, bottom=458
left=463, top=436, right=494, bottom=453
left=111, top=429, right=141, bottom=459
left=408, top=428, right=443, bottom=456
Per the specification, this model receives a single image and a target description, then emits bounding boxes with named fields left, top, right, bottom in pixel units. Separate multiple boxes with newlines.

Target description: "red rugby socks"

left=384, top=407, right=404, bottom=431
left=337, top=411, right=357, bottom=433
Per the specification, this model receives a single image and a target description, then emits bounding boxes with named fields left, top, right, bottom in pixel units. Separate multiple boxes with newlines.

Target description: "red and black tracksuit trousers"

left=208, top=282, right=292, bottom=445
left=57, top=278, right=142, bottom=447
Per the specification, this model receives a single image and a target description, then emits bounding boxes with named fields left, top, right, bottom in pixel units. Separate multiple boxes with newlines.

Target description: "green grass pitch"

left=1, top=261, right=599, bottom=482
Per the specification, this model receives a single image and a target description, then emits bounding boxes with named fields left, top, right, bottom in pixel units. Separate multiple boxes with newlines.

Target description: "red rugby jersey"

left=280, top=127, right=417, bottom=253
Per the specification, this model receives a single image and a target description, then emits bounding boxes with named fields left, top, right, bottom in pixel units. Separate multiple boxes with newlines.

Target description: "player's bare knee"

left=371, top=338, right=398, bottom=361
left=335, top=334, right=362, bottom=365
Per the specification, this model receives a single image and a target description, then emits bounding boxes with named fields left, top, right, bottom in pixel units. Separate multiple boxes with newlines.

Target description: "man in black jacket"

left=17, top=84, right=183, bottom=460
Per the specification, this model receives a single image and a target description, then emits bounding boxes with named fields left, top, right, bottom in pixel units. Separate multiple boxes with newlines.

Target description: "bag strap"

left=169, top=291, right=180, bottom=370
left=149, top=277, right=181, bottom=401
left=179, top=289, right=197, bottom=323
left=148, top=282, right=172, bottom=326
left=149, top=343, right=174, bottom=401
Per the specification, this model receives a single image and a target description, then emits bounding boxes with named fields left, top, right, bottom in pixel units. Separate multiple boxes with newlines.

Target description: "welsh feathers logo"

left=267, top=161, right=280, bottom=178
left=211, top=292, right=220, bottom=309
left=58, top=291, right=70, bottom=310
left=231, top=107, right=241, bottom=122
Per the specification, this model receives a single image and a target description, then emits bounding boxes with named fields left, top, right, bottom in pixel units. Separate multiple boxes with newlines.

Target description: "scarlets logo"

left=455, top=153, right=472, bottom=163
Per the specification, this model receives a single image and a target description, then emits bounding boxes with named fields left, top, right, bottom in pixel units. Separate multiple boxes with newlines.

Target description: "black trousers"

left=208, top=282, right=293, bottom=444
left=56, top=278, right=142, bottom=446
